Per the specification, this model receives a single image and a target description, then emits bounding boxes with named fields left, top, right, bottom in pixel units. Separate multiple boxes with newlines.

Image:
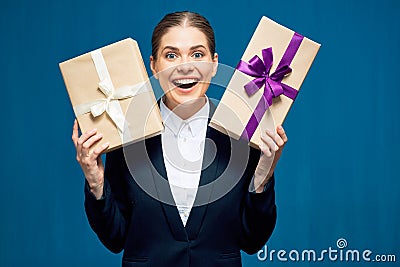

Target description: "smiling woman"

left=72, top=11, right=289, bottom=267
left=150, top=20, right=218, bottom=120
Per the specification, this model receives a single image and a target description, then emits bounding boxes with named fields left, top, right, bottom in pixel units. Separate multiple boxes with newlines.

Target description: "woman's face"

left=150, top=26, right=218, bottom=109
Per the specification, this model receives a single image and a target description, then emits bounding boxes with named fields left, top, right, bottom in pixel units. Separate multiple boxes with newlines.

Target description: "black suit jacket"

left=84, top=102, right=277, bottom=267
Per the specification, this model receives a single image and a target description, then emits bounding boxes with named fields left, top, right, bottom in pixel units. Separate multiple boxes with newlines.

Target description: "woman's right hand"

left=72, top=119, right=110, bottom=200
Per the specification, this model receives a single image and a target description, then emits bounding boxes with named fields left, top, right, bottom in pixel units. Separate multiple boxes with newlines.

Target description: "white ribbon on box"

left=73, top=48, right=150, bottom=139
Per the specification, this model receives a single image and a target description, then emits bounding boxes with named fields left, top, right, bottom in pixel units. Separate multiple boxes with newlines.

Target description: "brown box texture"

left=210, top=16, right=320, bottom=148
left=60, top=38, right=163, bottom=153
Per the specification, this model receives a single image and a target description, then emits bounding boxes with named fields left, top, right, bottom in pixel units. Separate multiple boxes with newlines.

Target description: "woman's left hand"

left=253, top=125, right=288, bottom=193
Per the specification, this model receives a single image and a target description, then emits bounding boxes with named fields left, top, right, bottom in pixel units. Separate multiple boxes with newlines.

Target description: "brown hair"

left=151, top=11, right=216, bottom=60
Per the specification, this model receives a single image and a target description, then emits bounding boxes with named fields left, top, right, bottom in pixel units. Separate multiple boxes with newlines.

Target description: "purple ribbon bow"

left=236, top=32, right=304, bottom=141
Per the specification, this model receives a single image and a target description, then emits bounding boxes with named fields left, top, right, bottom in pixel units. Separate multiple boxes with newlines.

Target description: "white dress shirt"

left=160, top=98, right=209, bottom=226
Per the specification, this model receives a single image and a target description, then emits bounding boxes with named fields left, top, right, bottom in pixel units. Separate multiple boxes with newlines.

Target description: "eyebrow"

left=161, top=45, right=208, bottom=53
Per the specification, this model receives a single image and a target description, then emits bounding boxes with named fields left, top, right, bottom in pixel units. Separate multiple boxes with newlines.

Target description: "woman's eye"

left=166, top=53, right=177, bottom=59
left=193, top=52, right=203, bottom=59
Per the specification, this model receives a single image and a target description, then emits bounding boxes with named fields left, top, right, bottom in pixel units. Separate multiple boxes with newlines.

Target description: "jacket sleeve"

left=84, top=149, right=131, bottom=254
left=240, top=148, right=277, bottom=254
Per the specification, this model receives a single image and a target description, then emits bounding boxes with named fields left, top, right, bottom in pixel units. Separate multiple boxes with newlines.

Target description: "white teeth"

left=173, top=79, right=198, bottom=85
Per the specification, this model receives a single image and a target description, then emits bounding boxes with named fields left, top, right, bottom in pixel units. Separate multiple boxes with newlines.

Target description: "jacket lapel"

left=146, top=99, right=222, bottom=241
left=185, top=125, right=221, bottom=240
left=145, top=135, right=188, bottom=241
left=185, top=101, right=222, bottom=240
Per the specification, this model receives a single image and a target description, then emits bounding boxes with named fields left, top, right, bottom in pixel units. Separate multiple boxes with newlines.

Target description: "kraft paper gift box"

left=60, top=38, right=163, bottom=153
left=210, top=16, right=320, bottom=148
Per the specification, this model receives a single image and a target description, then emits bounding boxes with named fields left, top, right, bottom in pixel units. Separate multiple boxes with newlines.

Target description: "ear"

left=211, top=52, right=219, bottom=77
left=150, top=55, right=159, bottom=79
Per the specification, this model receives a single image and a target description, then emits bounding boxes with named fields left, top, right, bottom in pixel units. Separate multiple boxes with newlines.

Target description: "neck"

left=164, top=97, right=207, bottom=120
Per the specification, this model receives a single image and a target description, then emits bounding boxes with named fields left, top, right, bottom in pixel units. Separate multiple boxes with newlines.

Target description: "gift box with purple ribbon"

left=210, top=16, right=320, bottom=148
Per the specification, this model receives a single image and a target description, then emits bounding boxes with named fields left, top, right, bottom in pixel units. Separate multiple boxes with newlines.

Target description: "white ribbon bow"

left=73, top=49, right=149, bottom=133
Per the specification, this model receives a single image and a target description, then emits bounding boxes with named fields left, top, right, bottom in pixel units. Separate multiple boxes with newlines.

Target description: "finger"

left=277, top=125, right=288, bottom=143
left=262, top=131, right=279, bottom=151
left=92, top=142, right=110, bottom=160
left=258, top=140, right=272, bottom=157
left=82, top=133, right=104, bottom=153
left=265, top=128, right=284, bottom=147
left=77, top=128, right=97, bottom=154
left=260, top=135, right=277, bottom=156
left=72, top=119, right=79, bottom=147
left=260, top=145, right=272, bottom=157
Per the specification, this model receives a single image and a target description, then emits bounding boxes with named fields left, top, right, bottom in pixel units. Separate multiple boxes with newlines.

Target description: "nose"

left=176, top=60, right=195, bottom=74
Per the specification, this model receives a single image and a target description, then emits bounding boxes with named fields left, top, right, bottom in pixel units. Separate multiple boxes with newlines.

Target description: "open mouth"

left=172, top=78, right=199, bottom=89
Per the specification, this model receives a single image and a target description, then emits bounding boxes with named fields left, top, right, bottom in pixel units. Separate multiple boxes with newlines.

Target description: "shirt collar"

left=160, top=97, right=209, bottom=137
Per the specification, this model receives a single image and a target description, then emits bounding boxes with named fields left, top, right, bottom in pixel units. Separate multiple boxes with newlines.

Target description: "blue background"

left=0, top=0, right=399, bottom=266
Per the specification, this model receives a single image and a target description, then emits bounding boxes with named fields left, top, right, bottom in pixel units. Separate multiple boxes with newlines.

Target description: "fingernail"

left=103, top=142, right=110, bottom=147
left=91, top=128, right=97, bottom=133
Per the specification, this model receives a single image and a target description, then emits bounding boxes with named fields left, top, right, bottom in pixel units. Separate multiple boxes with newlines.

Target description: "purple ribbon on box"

left=236, top=32, right=304, bottom=141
